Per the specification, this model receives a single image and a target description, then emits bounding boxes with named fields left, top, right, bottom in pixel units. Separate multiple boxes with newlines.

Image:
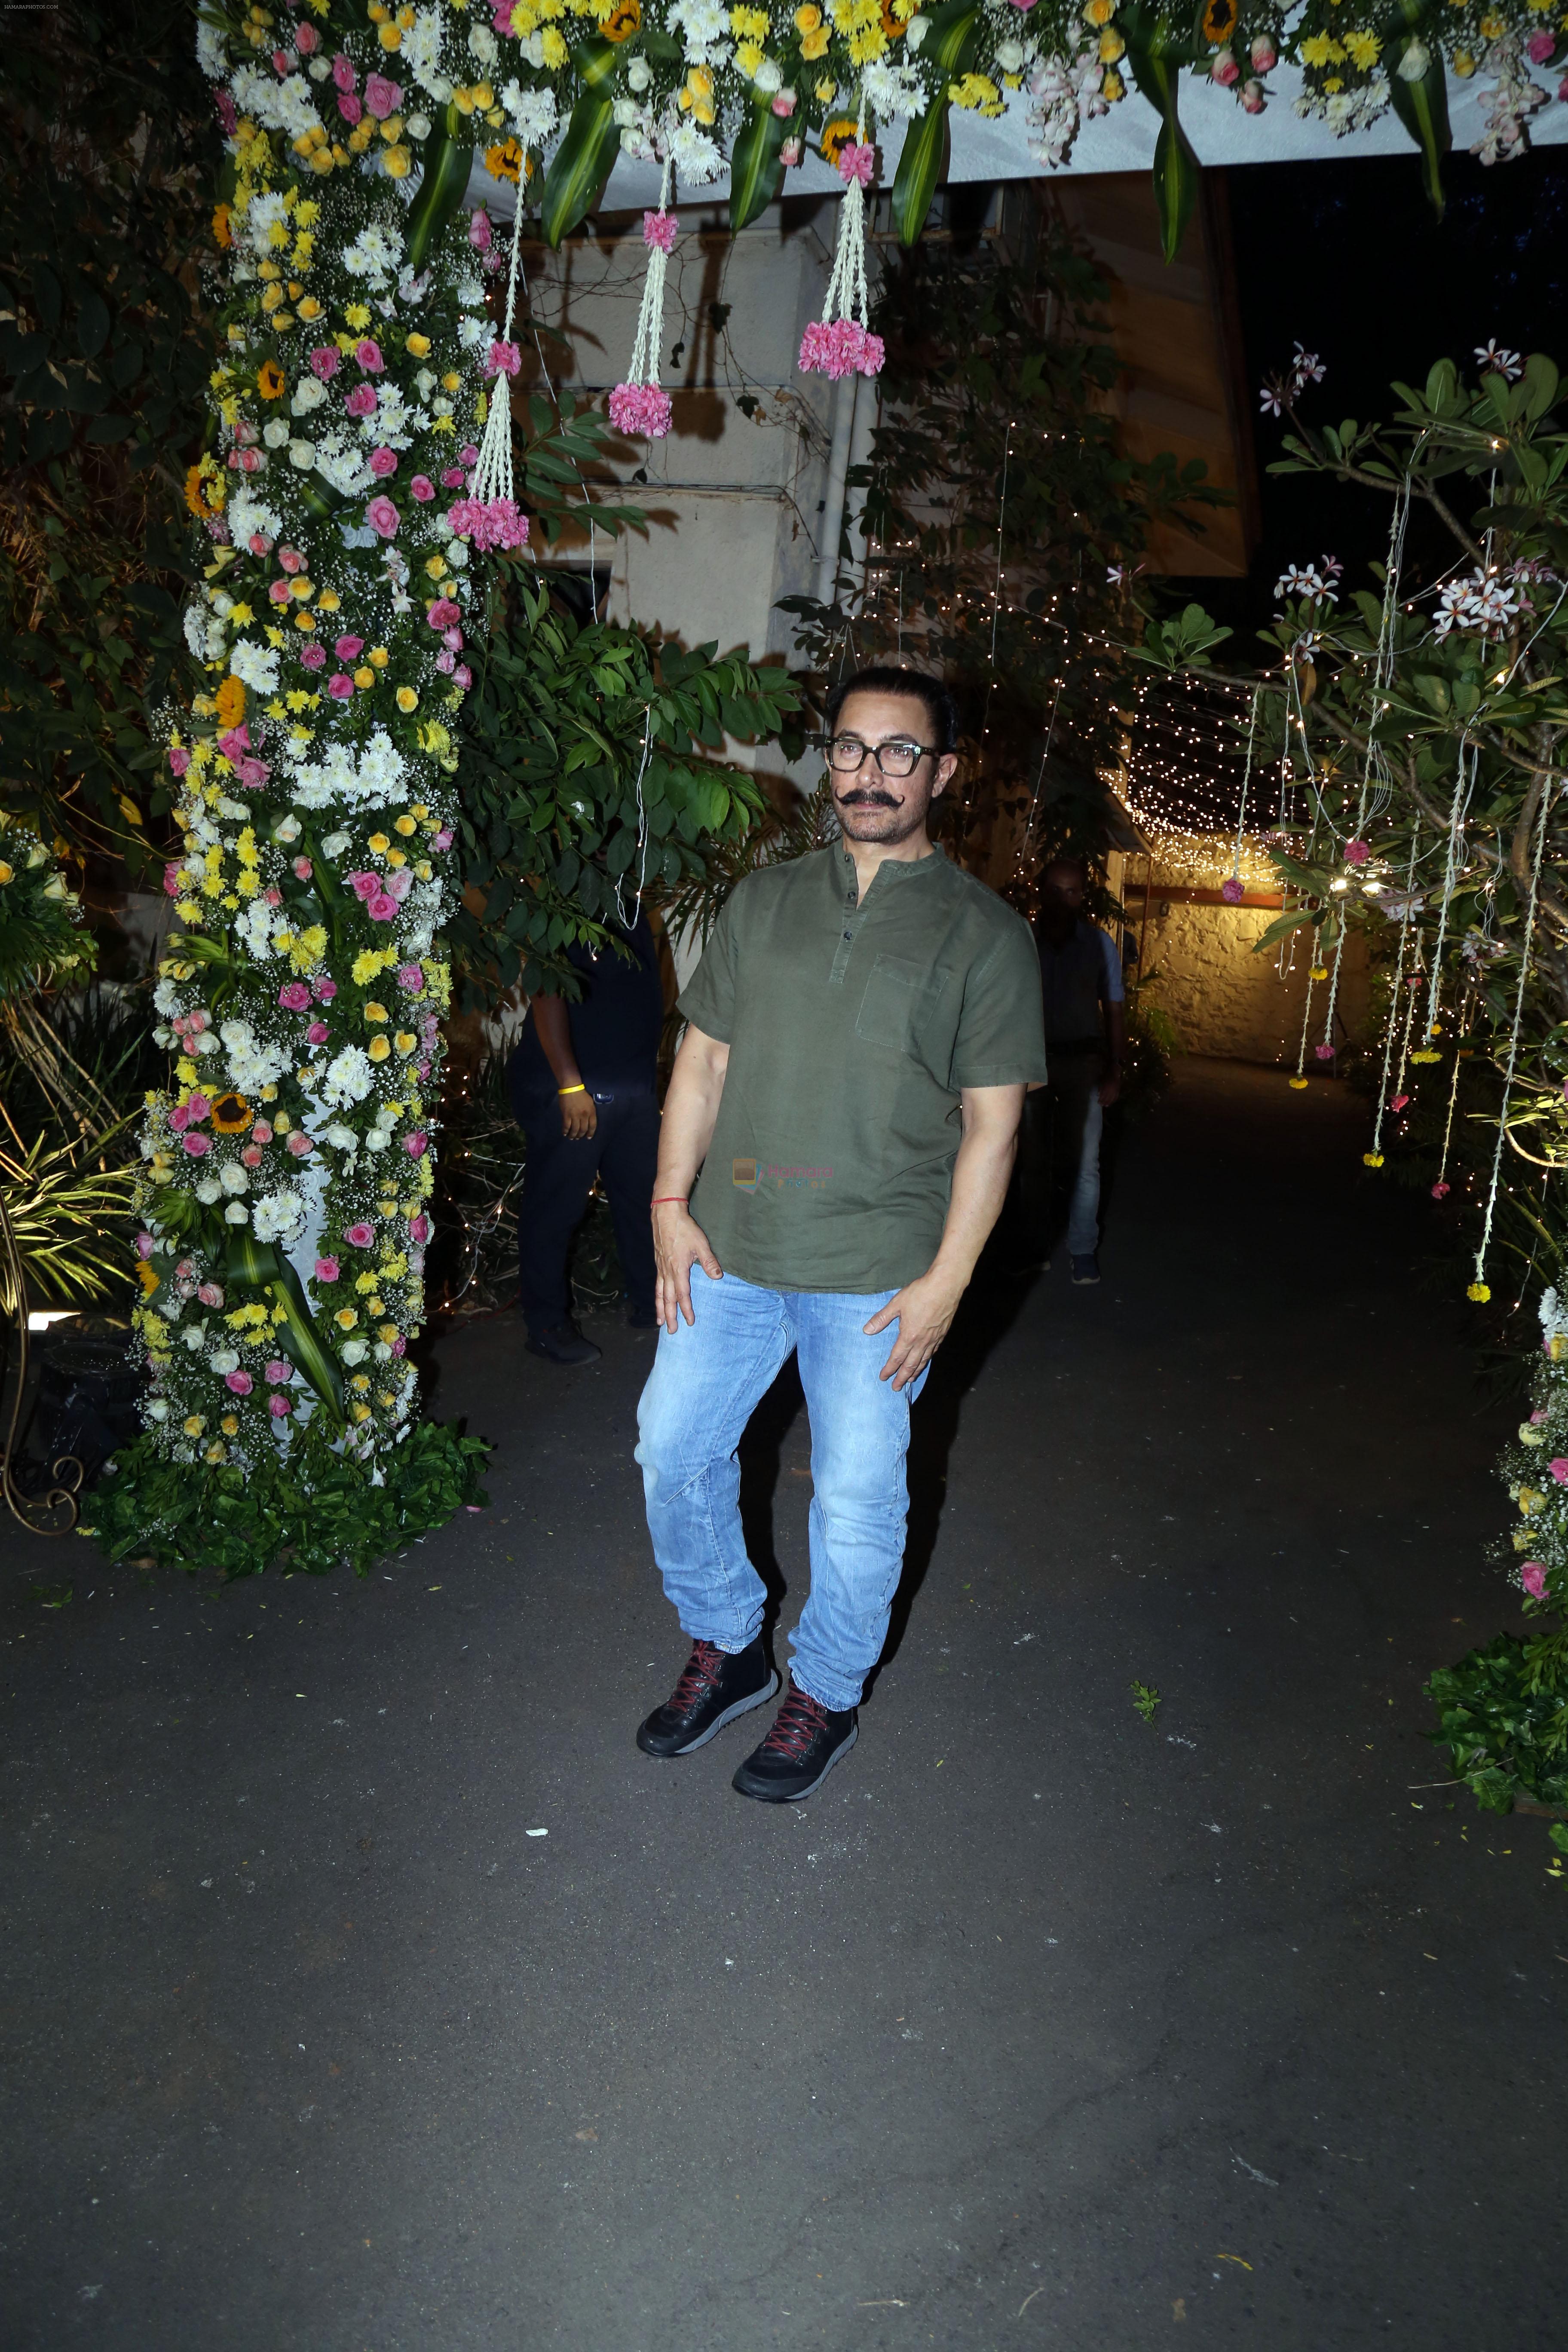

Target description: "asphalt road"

left=2, top=1059, right=1560, bottom=2351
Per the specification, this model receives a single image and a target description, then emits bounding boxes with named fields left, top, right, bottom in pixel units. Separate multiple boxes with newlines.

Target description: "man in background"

left=507, top=910, right=663, bottom=1365
left=1026, top=852, right=1125, bottom=1286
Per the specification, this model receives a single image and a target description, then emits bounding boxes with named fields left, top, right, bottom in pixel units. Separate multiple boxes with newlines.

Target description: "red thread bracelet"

left=651, top=1196, right=687, bottom=1205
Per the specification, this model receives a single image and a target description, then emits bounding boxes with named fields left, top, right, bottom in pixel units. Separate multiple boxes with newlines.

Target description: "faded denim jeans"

left=634, top=1267, right=929, bottom=1712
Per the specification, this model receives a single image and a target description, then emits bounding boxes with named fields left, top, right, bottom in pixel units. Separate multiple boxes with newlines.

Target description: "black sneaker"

left=635, top=1637, right=779, bottom=1758
left=526, top=1319, right=602, bottom=1366
left=1069, top=1253, right=1100, bottom=1286
left=626, top=1302, right=659, bottom=1330
left=731, top=1682, right=858, bottom=1803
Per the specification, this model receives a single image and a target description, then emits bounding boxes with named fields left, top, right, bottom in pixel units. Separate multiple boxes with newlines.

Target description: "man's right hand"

left=560, top=1089, right=597, bottom=1142
left=652, top=1201, right=722, bottom=1332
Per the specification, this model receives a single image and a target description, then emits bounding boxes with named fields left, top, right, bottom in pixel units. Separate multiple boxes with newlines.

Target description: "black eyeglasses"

left=823, top=734, right=940, bottom=779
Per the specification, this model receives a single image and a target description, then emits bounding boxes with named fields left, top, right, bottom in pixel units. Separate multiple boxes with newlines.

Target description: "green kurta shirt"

left=678, top=841, right=1048, bottom=1293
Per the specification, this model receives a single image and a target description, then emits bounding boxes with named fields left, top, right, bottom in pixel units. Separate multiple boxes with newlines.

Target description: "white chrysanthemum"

left=196, top=18, right=227, bottom=77
left=252, top=1189, right=306, bottom=1243
left=240, top=186, right=290, bottom=253
left=668, top=121, right=723, bottom=182
left=226, top=488, right=283, bottom=546
left=344, top=222, right=403, bottom=288
left=236, top=896, right=278, bottom=959
left=229, top=639, right=281, bottom=693
left=669, top=0, right=729, bottom=59
left=501, top=80, right=558, bottom=147
left=312, top=430, right=371, bottom=498
left=321, top=1046, right=375, bottom=1109
left=401, top=6, right=451, bottom=101
left=862, top=57, right=928, bottom=116
left=183, top=601, right=210, bottom=658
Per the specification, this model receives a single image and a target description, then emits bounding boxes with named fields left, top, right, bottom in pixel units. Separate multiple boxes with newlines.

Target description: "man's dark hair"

left=1041, top=850, right=1091, bottom=884
left=824, top=665, right=959, bottom=757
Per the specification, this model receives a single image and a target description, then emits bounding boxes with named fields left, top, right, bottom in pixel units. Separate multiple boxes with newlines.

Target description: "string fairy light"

left=1468, top=778, right=1557, bottom=1302
left=1415, top=736, right=1478, bottom=1060
left=1363, top=821, right=1422, bottom=1167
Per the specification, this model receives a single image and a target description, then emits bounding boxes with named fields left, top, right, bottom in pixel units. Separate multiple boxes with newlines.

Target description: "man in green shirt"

left=634, top=666, right=1047, bottom=1801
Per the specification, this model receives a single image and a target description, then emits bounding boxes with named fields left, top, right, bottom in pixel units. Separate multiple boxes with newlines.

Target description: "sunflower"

left=1201, top=0, right=1237, bottom=42
left=184, top=460, right=224, bottom=519
left=819, top=116, right=859, bottom=170
left=209, top=1091, right=252, bottom=1133
left=135, top=1260, right=160, bottom=1295
left=212, top=203, right=233, bottom=249
left=484, top=135, right=524, bottom=182
left=257, top=360, right=286, bottom=399
left=214, top=675, right=246, bottom=729
left=879, top=0, right=905, bottom=35
left=603, top=0, right=640, bottom=36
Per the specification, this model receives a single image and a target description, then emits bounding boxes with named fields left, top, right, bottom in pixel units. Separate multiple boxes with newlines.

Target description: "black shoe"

left=626, top=1301, right=659, bottom=1329
left=731, top=1682, right=858, bottom=1803
left=1069, top=1253, right=1100, bottom=1285
left=526, top=1320, right=602, bottom=1366
left=636, top=1637, right=779, bottom=1758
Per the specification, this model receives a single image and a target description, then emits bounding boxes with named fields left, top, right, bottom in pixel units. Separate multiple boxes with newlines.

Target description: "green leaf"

left=539, top=40, right=622, bottom=248
left=890, top=0, right=979, bottom=246
left=729, top=90, right=790, bottom=233
left=404, top=110, right=476, bottom=274
left=76, top=288, right=110, bottom=358
left=1122, top=24, right=1200, bottom=265
left=1386, top=4, right=1451, bottom=220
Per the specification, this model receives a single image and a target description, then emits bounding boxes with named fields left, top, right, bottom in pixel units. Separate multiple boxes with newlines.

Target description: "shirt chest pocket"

left=855, top=954, right=949, bottom=1058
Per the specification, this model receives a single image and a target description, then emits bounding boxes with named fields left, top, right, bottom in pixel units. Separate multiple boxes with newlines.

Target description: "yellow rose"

left=368, top=1035, right=392, bottom=1062
left=406, top=332, right=432, bottom=357
left=397, top=686, right=419, bottom=712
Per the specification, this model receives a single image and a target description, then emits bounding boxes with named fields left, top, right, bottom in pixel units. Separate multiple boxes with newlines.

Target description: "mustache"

left=836, top=787, right=900, bottom=807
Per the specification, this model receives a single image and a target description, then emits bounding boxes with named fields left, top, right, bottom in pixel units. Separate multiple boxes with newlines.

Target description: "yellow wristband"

left=557, top=1083, right=587, bottom=1096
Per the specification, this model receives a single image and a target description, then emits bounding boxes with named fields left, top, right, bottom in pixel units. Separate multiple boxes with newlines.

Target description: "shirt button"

left=842, top=930, right=852, bottom=942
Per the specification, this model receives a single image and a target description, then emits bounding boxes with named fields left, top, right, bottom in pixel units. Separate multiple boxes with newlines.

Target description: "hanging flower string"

left=1363, top=821, right=1421, bottom=1167
left=800, top=106, right=884, bottom=381
left=609, top=160, right=678, bottom=442
left=1288, top=927, right=1321, bottom=1090
left=459, top=185, right=532, bottom=552
left=1430, top=991, right=1468, bottom=1201
left=1321, top=480, right=1408, bottom=1062
left=1413, top=736, right=1477, bottom=1063
left=1469, top=779, right=1557, bottom=1302
left=1219, top=683, right=1262, bottom=906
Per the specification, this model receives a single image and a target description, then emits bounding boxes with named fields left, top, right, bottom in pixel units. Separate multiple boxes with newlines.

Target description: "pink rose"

left=355, top=338, right=385, bottom=374
left=364, top=74, right=402, bottom=118
left=1522, top=1562, right=1548, bottom=1599
left=427, top=597, right=460, bottom=628
left=162, top=859, right=184, bottom=897
left=314, top=977, right=337, bottom=1001
left=344, top=383, right=377, bottom=418
left=292, top=856, right=313, bottom=881
left=300, top=642, right=327, bottom=670
left=265, top=1360, right=292, bottom=1384
left=771, top=89, right=796, bottom=117
left=187, top=1086, right=211, bottom=1111
left=365, top=494, right=400, bottom=539
left=250, top=1121, right=273, bottom=1143
left=305, top=1021, right=330, bottom=1046
left=1211, top=47, right=1240, bottom=85
left=331, top=51, right=356, bottom=91
left=1527, top=28, right=1555, bottom=61
left=1250, top=33, right=1277, bottom=69
left=1240, top=78, right=1266, bottom=112
left=268, top=578, right=292, bottom=606
left=392, top=1335, right=407, bottom=1358
left=346, top=1222, right=376, bottom=1249
left=338, top=91, right=364, bottom=125
left=443, top=625, right=463, bottom=651
left=781, top=136, right=802, bottom=167
left=296, top=21, right=319, bottom=52
left=410, top=475, right=435, bottom=502
left=241, top=1144, right=263, bottom=1168
left=404, top=1130, right=429, bottom=1159
left=168, top=745, right=191, bottom=776
left=168, top=1102, right=190, bottom=1132
left=385, top=868, right=413, bottom=902
left=346, top=870, right=378, bottom=900
left=135, top=1231, right=155, bottom=1259
left=328, top=674, right=355, bottom=700
left=460, top=444, right=478, bottom=463
left=279, top=981, right=312, bottom=1011
left=469, top=208, right=492, bottom=251
left=279, top=546, right=303, bottom=574
left=367, top=891, right=400, bottom=922
left=1532, top=1408, right=1550, bottom=1425
left=215, top=88, right=237, bottom=132
left=287, top=1130, right=314, bottom=1154
left=441, top=467, right=466, bottom=489
left=225, top=1369, right=253, bottom=1396
left=269, top=1393, right=293, bottom=1418
left=435, top=649, right=455, bottom=675
left=369, top=445, right=398, bottom=478
left=334, top=634, right=364, bottom=660
left=397, top=963, right=425, bottom=992
left=432, top=826, right=453, bottom=851
left=181, top=1131, right=211, bottom=1156
left=314, top=1256, right=340, bottom=1283
left=409, top=1213, right=430, bottom=1244
left=309, top=345, right=341, bottom=381
left=1549, top=1459, right=1568, bottom=1485
left=198, top=1281, right=224, bottom=1308
left=453, top=662, right=472, bottom=689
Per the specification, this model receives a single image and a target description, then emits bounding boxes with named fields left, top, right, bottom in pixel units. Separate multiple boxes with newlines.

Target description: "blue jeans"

left=634, top=1268, right=930, bottom=1712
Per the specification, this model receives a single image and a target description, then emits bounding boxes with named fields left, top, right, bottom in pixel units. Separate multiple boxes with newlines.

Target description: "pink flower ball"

left=404, top=1130, right=429, bottom=1160
left=364, top=74, right=402, bottom=119
left=181, top=1131, right=212, bottom=1156
left=279, top=981, right=312, bottom=1011
left=315, top=1256, right=340, bottom=1284
left=300, top=642, right=327, bottom=671
left=1431, top=1180, right=1451, bottom=1199
left=365, top=494, right=400, bottom=539
left=642, top=210, right=677, bottom=254
left=608, top=380, right=674, bottom=440
left=397, top=963, right=425, bottom=992
left=335, top=633, right=365, bottom=661
left=1522, top=1561, right=1548, bottom=1599
left=1219, top=876, right=1245, bottom=904
left=344, top=383, right=377, bottom=418
left=1344, top=839, right=1370, bottom=866
left=306, top=1020, right=330, bottom=1046
left=1314, top=1042, right=1335, bottom=1061
left=369, top=445, right=398, bottom=478
left=268, top=1392, right=293, bottom=1418
left=287, top=1130, right=314, bottom=1155
left=367, top=891, right=400, bottom=922
left=355, top=338, right=385, bottom=374
left=410, top=475, right=435, bottom=502
left=328, top=674, right=355, bottom=701
left=346, top=1222, right=376, bottom=1249
left=225, top=1369, right=253, bottom=1396
left=313, top=976, right=337, bottom=1001
left=485, top=340, right=522, bottom=379
left=309, top=345, right=341, bottom=382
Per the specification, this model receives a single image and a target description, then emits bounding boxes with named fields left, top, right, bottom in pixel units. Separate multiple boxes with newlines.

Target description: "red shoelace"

left=669, top=1640, right=726, bottom=1714
left=759, top=1686, right=828, bottom=1760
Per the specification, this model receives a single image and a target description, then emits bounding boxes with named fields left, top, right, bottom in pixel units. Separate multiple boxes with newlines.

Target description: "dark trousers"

left=515, top=1085, right=659, bottom=1332
left=1012, top=1054, right=1104, bottom=1262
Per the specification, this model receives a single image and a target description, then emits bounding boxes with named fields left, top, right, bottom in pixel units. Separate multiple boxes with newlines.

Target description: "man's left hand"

left=863, top=1268, right=966, bottom=1391
left=1098, top=1065, right=1123, bottom=1108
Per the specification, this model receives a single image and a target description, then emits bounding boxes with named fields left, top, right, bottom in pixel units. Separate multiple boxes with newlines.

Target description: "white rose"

left=627, top=54, right=651, bottom=90
left=612, top=97, right=639, bottom=125
left=224, top=1201, right=249, bottom=1224
left=406, top=112, right=431, bottom=139
left=194, top=1030, right=222, bottom=1055
left=195, top=1176, right=222, bottom=1204
left=288, top=439, right=315, bottom=470
left=906, top=12, right=928, bottom=46
left=146, top=1397, right=170, bottom=1422
left=996, top=38, right=1023, bottom=69
left=218, top=1163, right=250, bottom=1196
left=341, top=1340, right=368, bottom=1366
left=753, top=58, right=781, bottom=93
left=209, top=1348, right=240, bottom=1375
left=263, top=417, right=289, bottom=448
left=273, top=814, right=302, bottom=843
